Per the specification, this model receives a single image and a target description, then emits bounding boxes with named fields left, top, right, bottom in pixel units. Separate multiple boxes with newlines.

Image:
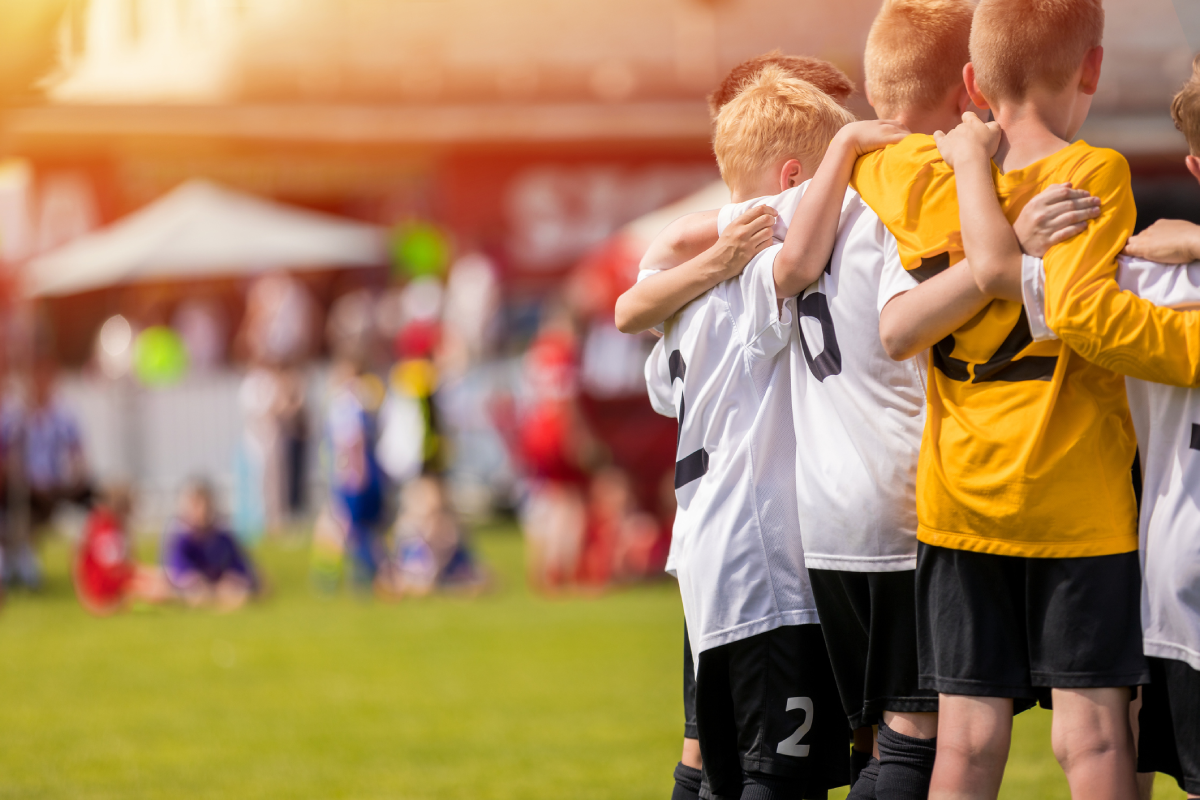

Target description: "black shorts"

left=684, top=625, right=698, bottom=740
left=808, top=568, right=938, bottom=729
left=916, top=543, right=1149, bottom=706
left=1138, top=656, right=1200, bottom=795
left=694, top=624, right=850, bottom=800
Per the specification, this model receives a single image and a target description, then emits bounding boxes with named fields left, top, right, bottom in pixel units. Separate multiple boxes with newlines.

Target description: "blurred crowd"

left=0, top=219, right=679, bottom=613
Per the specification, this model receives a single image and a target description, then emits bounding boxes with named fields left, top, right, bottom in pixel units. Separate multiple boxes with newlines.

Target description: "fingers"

left=1048, top=223, right=1090, bottom=246
left=736, top=205, right=777, bottom=225
left=749, top=227, right=774, bottom=247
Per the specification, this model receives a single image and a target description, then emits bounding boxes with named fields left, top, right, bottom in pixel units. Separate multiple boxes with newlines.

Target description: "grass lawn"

left=0, top=522, right=1187, bottom=799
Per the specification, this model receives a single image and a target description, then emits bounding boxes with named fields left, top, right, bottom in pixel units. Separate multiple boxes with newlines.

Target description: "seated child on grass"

left=378, top=475, right=486, bottom=597
left=164, top=479, right=260, bottom=610
left=74, top=484, right=172, bottom=615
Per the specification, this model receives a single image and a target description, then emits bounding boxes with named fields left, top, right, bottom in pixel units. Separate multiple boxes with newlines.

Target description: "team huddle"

left=615, top=1, right=1200, bottom=799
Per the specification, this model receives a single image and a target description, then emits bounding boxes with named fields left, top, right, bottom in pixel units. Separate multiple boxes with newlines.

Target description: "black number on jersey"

left=796, top=291, right=842, bottom=382
left=915, top=252, right=1057, bottom=383
left=669, top=350, right=709, bottom=489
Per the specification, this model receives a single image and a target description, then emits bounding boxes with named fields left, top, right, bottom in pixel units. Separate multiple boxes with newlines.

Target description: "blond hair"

left=708, top=51, right=855, bottom=118
left=1172, top=55, right=1200, bottom=154
left=713, top=66, right=856, bottom=192
left=864, top=0, right=974, bottom=114
left=970, top=0, right=1103, bottom=103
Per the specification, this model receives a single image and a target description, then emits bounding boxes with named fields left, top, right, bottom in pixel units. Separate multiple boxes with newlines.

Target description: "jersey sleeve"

left=644, top=337, right=676, bottom=418
left=876, top=229, right=918, bottom=313
left=1043, top=150, right=1200, bottom=387
left=1021, top=255, right=1057, bottom=342
left=720, top=244, right=792, bottom=360
left=851, top=135, right=964, bottom=278
left=1116, top=256, right=1200, bottom=310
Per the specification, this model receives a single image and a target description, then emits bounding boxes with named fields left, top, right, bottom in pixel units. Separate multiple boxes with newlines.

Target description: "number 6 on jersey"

left=776, top=696, right=814, bottom=757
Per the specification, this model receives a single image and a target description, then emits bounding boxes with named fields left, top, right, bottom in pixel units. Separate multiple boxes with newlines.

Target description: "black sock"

left=847, top=757, right=880, bottom=800
left=851, top=747, right=874, bottom=786
left=875, top=722, right=937, bottom=800
left=672, top=762, right=703, bottom=800
left=740, top=773, right=802, bottom=800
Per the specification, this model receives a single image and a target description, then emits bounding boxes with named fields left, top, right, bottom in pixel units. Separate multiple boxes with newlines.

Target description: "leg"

left=876, top=711, right=938, bottom=800
left=928, top=694, right=1012, bottom=800
left=672, top=739, right=703, bottom=800
left=674, top=627, right=703, bottom=799
left=1050, top=687, right=1139, bottom=800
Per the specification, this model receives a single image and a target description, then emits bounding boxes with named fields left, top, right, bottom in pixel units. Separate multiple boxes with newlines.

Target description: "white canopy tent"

left=25, top=179, right=386, bottom=297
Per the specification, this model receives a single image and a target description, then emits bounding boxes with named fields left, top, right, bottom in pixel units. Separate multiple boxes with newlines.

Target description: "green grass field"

left=0, top=523, right=1187, bottom=799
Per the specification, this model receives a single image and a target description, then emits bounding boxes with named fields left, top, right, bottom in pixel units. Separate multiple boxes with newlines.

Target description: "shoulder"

left=854, top=133, right=943, bottom=175
left=1064, top=143, right=1131, bottom=188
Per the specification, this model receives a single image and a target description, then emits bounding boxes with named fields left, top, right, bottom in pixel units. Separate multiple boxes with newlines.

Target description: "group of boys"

left=615, top=1, right=1200, bottom=799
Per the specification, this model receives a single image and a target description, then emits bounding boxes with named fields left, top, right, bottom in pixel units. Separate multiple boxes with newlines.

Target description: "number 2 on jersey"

left=776, top=696, right=814, bottom=757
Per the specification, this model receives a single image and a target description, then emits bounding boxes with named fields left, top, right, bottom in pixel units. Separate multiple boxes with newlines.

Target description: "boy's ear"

left=1185, top=154, right=1200, bottom=185
left=1079, top=45, right=1104, bottom=95
left=963, top=63, right=989, bottom=111
left=780, top=159, right=805, bottom=191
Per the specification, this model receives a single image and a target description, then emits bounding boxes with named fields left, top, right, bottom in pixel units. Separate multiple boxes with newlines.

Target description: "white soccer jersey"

left=645, top=243, right=818, bottom=658
left=1024, top=254, right=1200, bottom=670
left=717, top=186, right=927, bottom=572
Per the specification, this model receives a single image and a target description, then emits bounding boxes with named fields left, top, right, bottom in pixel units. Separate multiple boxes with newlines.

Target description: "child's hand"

left=934, top=112, right=1001, bottom=169
left=711, top=205, right=779, bottom=280
left=1012, top=183, right=1101, bottom=257
left=1123, top=219, right=1200, bottom=264
left=838, top=119, right=910, bottom=157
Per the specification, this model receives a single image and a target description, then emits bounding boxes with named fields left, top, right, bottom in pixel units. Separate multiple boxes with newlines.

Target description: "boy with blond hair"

left=658, top=53, right=864, bottom=800
left=1011, top=55, right=1200, bottom=800
left=620, top=3, right=1095, bottom=798
left=644, top=64, right=905, bottom=800
left=846, top=0, right=1200, bottom=797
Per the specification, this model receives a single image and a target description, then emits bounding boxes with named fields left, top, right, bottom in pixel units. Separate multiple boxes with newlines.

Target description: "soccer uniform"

left=717, top=186, right=937, bottom=729
left=645, top=238, right=848, bottom=798
left=850, top=135, right=1200, bottom=699
left=1024, top=254, right=1200, bottom=793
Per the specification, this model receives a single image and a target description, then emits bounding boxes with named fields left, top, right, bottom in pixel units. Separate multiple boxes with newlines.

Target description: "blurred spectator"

left=74, top=484, right=173, bottom=615
left=578, top=466, right=660, bottom=587
left=235, top=273, right=316, bottom=536
left=500, top=308, right=600, bottom=591
left=164, top=479, right=260, bottom=610
left=325, top=358, right=386, bottom=588
left=0, top=361, right=94, bottom=589
left=377, top=475, right=487, bottom=597
left=171, top=297, right=228, bottom=372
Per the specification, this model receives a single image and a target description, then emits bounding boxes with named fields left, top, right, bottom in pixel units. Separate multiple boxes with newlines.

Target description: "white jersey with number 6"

left=718, top=186, right=927, bottom=572
left=645, top=243, right=818, bottom=660
left=1024, top=254, right=1200, bottom=671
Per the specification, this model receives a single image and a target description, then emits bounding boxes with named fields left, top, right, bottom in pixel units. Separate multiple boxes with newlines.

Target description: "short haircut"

left=970, top=0, right=1104, bottom=103
left=864, top=0, right=973, bottom=114
left=1172, top=55, right=1200, bottom=155
left=713, top=65, right=856, bottom=192
left=708, top=51, right=855, bottom=117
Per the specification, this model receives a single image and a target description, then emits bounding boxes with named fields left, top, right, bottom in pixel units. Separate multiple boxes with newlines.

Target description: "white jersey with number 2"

left=718, top=185, right=927, bottom=572
left=645, top=241, right=818, bottom=661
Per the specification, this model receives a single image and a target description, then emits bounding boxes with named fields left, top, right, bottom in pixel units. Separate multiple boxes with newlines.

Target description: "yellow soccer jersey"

left=852, top=135, right=1200, bottom=558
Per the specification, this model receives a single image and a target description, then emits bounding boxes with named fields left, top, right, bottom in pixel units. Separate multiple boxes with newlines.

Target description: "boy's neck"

left=990, top=97, right=1077, bottom=174
left=731, top=179, right=780, bottom=204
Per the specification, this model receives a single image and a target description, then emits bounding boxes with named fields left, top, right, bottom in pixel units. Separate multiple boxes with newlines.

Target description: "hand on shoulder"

left=1123, top=218, right=1200, bottom=265
left=837, top=119, right=909, bottom=158
left=933, top=112, right=1001, bottom=170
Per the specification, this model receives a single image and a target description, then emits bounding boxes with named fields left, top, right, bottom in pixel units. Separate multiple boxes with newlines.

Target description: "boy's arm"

left=879, top=182, right=1102, bottom=360
left=614, top=206, right=777, bottom=334
left=1123, top=219, right=1200, bottom=264
left=772, top=120, right=908, bottom=298
left=1044, top=153, right=1200, bottom=387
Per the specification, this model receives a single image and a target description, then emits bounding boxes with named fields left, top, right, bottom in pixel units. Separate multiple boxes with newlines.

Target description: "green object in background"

left=133, top=326, right=189, bottom=386
left=390, top=221, right=451, bottom=279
